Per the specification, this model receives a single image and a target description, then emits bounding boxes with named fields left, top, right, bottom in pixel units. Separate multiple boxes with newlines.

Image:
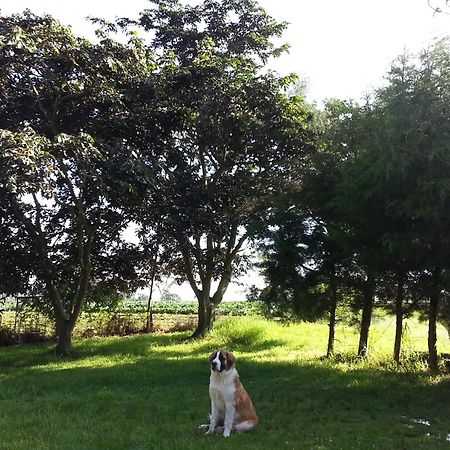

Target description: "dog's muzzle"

left=211, top=361, right=224, bottom=372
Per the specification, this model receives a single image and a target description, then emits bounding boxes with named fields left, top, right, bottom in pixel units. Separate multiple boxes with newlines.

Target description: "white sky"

left=1, top=0, right=449, bottom=300
left=2, top=0, right=449, bottom=103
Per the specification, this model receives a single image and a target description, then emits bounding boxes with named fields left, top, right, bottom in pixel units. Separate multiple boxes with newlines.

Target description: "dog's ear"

left=224, top=350, right=236, bottom=369
left=208, top=351, right=217, bottom=363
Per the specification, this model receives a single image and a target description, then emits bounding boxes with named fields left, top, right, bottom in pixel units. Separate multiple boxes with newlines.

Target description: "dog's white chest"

left=209, top=371, right=237, bottom=412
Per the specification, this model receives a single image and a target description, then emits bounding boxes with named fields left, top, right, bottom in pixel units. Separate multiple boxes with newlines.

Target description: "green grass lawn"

left=0, top=317, right=449, bottom=450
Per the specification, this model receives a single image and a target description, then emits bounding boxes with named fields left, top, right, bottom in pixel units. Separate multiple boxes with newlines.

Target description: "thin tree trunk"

left=358, top=271, right=376, bottom=357
left=145, top=278, right=155, bottom=333
left=393, top=271, right=405, bottom=364
left=326, top=270, right=338, bottom=357
left=14, top=296, right=21, bottom=344
left=428, top=267, right=441, bottom=372
left=146, top=252, right=158, bottom=333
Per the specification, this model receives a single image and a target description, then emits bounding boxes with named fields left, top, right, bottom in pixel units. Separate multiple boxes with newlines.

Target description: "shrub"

left=0, top=327, right=15, bottom=346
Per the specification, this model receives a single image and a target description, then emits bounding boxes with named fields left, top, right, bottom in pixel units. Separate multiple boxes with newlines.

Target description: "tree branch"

left=230, top=232, right=249, bottom=259
left=31, top=192, right=42, bottom=230
left=69, top=227, right=94, bottom=326
left=211, top=228, right=248, bottom=305
left=32, top=86, right=58, bottom=137
left=55, top=157, right=91, bottom=269
left=8, top=194, right=67, bottom=320
left=178, top=238, right=202, bottom=298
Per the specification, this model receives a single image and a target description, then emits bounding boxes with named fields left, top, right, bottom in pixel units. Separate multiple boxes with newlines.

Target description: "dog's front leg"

left=223, top=402, right=235, bottom=437
left=206, top=401, right=219, bottom=435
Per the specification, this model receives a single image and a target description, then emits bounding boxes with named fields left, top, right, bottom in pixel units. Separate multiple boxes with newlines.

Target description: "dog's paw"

left=223, top=429, right=231, bottom=437
left=204, top=428, right=215, bottom=435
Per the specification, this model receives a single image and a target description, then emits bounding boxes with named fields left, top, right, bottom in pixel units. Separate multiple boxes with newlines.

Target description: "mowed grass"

left=0, top=316, right=449, bottom=450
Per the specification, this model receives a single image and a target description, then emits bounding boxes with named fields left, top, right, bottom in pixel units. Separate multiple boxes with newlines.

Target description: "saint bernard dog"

left=201, top=349, right=258, bottom=437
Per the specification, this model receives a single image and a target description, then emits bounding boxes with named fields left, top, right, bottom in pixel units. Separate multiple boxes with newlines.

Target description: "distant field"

left=0, top=316, right=449, bottom=449
left=0, top=300, right=265, bottom=341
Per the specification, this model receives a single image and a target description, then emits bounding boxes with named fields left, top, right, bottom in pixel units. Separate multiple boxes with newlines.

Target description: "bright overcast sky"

left=1, top=0, right=449, bottom=103
left=1, top=0, right=449, bottom=300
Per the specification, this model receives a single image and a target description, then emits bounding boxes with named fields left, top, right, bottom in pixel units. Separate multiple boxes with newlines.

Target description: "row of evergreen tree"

left=258, top=39, right=450, bottom=371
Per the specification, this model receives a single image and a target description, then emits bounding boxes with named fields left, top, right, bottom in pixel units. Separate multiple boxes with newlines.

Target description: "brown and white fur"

left=201, top=350, right=258, bottom=437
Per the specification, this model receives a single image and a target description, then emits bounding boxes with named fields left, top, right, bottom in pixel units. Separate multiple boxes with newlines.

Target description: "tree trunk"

left=428, top=267, right=441, bottom=372
left=191, top=270, right=226, bottom=338
left=192, top=295, right=218, bottom=337
left=326, top=270, right=338, bottom=357
left=358, top=271, right=376, bottom=357
left=51, top=261, right=91, bottom=356
left=145, top=252, right=158, bottom=333
left=14, top=296, right=21, bottom=344
left=55, top=319, right=74, bottom=356
left=393, top=271, right=405, bottom=364
left=206, top=302, right=216, bottom=332
left=145, top=304, right=154, bottom=333
left=192, top=291, right=209, bottom=339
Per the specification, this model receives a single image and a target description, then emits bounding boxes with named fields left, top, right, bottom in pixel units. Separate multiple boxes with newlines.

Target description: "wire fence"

left=0, top=308, right=199, bottom=346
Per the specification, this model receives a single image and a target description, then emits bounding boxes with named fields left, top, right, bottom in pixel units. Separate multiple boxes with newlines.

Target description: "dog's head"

left=209, top=349, right=236, bottom=372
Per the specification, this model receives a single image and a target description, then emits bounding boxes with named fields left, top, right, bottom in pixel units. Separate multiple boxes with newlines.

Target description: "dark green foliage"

left=115, top=0, right=313, bottom=337
left=258, top=39, right=450, bottom=367
left=0, top=12, right=160, bottom=353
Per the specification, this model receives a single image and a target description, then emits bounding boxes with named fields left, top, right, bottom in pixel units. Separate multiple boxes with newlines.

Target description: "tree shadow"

left=1, top=344, right=449, bottom=449
left=0, top=332, right=189, bottom=369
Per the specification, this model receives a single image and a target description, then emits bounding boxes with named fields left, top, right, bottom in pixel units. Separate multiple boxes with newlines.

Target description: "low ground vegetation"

left=0, top=317, right=449, bottom=449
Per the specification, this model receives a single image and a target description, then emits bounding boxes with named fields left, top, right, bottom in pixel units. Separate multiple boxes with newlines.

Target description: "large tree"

left=119, top=0, right=313, bottom=337
left=0, top=12, right=161, bottom=354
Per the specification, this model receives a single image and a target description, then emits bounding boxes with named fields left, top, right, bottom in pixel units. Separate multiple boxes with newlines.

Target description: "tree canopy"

left=114, top=0, right=314, bottom=337
left=0, top=11, right=161, bottom=353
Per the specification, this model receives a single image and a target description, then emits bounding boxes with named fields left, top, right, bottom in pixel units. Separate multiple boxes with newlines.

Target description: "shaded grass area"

left=0, top=317, right=449, bottom=449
